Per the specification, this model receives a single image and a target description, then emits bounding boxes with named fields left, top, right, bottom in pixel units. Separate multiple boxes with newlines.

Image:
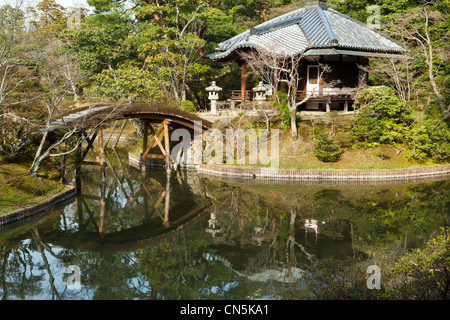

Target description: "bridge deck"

left=53, top=103, right=212, bottom=131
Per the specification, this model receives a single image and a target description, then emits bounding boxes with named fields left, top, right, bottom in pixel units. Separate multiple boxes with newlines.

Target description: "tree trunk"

left=30, top=106, right=54, bottom=175
left=29, top=134, right=48, bottom=175
left=130, top=119, right=144, bottom=139
left=290, top=109, right=298, bottom=140
left=422, top=7, right=448, bottom=119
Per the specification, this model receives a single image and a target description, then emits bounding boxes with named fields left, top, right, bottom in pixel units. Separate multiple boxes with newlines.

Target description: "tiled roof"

left=206, top=5, right=407, bottom=61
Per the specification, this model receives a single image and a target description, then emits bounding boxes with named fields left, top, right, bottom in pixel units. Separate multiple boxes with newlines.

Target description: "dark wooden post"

left=241, top=63, right=247, bottom=104
left=272, top=71, right=278, bottom=100
left=97, top=127, right=106, bottom=183
left=76, top=194, right=84, bottom=230
left=141, top=121, right=149, bottom=171
left=163, top=120, right=171, bottom=174
left=164, top=173, right=170, bottom=226
left=99, top=176, right=106, bottom=237
left=75, top=132, right=83, bottom=195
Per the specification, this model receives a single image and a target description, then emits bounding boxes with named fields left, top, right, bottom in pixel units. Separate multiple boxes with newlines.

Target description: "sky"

left=0, top=0, right=93, bottom=9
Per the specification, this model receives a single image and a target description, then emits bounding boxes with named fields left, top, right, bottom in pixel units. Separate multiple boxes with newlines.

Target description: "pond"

left=0, top=149, right=449, bottom=300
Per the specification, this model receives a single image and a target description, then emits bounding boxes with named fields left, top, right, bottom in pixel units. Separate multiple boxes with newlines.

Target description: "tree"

left=0, top=3, right=42, bottom=159
left=28, top=0, right=87, bottom=101
left=63, top=0, right=212, bottom=106
left=313, top=131, right=341, bottom=162
left=381, top=2, right=450, bottom=119
left=237, top=0, right=271, bottom=22
left=27, top=0, right=68, bottom=38
left=132, top=0, right=212, bottom=105
left=365, top=56, right=416, bottom=106
left=241, top=48, right=330, bottom=140
left=61, top=3, right=136, bottom=84
left=0, top=3, right=36, bottom=106
left=29, top=41, right=79, bottom=175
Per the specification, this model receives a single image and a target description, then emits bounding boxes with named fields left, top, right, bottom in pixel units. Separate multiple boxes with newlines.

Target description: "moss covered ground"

left=0, top=161, right=66, bottom=216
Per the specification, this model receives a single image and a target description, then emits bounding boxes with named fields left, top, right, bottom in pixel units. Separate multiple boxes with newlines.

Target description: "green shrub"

left=179, top=100, right=197, bottom=113
left=407, top=116, right=450, bottom=163
left=313, top=132, right=342, bottom=162
left=334, top=131, right=353, bottom=148
left=284, top=228, right=450, bottom=300
left=272, top=91, right=290, bottom=129
left=351, top=86, right=412, bottom=147
left=380, top=228, right=450, bottom=300
left=376, top=152, right=391, bottom=160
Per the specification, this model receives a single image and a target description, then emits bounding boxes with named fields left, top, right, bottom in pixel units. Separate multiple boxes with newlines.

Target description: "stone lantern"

left=253, top=81, right=268, bottom=105
left=205, top=81, right=222, bottom=114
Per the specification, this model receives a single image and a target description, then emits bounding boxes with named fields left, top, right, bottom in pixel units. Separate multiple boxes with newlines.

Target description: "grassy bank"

left=0, top=161, right=66, bottom=217
left=128, top=116, right=445, bottom=170
left=205, top=113, right=447, bottom=170
left=278, top=125, right=436, bottom=170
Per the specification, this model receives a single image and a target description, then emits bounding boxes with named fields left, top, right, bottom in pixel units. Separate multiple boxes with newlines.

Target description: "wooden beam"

left=104, top=120, right=119, bottom=148
left=143, top=123, right=164, bottom=157
left=164, top=174, right=170, bottom=225
left=81, top=130, right=98, bottom=160
left=82, top=161, right=107, bottom=166
left=80, top=194, right=102, bottom=200
left=142, top=122, right=149, bottom=156
left=143, top=183, right=164, bottom=218
left=143, top=154, right=166, bottom=159
left=148, top=124, right=166, bottom=156
left=104, top=153, right=129, bottom=200
left=75, top=132, right=83, bottom=195
left=97, top=128, right=106, bottom=182
left=241, top=63, right=247, bottom=103
left=164, top=121, right=171, bottom=173
left=141, top=122, right=149, bottom=171
left=99, top=179, right=106, bottom=236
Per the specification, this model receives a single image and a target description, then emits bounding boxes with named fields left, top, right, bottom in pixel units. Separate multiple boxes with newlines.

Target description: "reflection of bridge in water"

left=42, top=149, right=211, bottom=253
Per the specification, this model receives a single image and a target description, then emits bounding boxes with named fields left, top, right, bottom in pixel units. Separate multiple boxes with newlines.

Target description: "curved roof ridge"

left=315, top=6, right=338, bottom=45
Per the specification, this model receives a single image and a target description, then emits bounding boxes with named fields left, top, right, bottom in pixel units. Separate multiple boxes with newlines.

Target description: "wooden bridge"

left=52, top=103, right=213, bottom=183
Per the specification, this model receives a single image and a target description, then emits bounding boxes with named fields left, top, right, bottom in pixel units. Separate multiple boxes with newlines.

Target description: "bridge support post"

left=141, top=121, right=149, bottom=172
left=75, top=132, right=83, bottom=195
left=163, top=121, right=171, bottom=175
left=164, top=171, right=171, bottom=225
left=97, top=128, right=106, bottom=183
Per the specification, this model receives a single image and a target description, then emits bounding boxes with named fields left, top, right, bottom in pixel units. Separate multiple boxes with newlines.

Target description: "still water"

left=1, top=150, right=449, bottom=300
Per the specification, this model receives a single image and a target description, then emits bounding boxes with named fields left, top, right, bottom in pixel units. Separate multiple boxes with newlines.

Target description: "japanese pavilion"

left=205, top=0, right=407, bottom=112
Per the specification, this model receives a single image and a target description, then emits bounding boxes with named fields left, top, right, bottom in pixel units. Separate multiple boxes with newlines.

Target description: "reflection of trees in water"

left=0, top=163, right=448, bottom=299
left=204, top=179, right=450, bottom=272
left=1, top=152, right=211, bottom=300
left=0, top=242, right=44, bottom=299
